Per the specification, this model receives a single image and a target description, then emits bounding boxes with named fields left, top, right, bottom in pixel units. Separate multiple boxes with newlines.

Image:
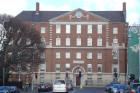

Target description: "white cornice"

left=49, top=22, right=109, bottom=24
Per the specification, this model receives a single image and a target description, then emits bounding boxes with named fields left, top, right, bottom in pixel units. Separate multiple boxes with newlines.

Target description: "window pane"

left=87, top=52, right=92, bottom=59
left=97, top=25, right=102, bottom=34
left=97, top=52, right=102, bottom=59
left=97, top=38, right=102, bottom=46
left=66, top=37, right=70, bottom=46
left=77, top=25, right=81, bottom=34
left=113, top=27, right=118, bottom=34
left=56, top=24, right=61, bottom=33
left=66, top=52, right=70, bottom=59
left=88, top=25, right=92, bottom=34
left=56, top=52, right=60, bottom=59
left=87, top=37, right=92, bottom=46
left=76, top=37, right=81, bottom=46
left=56, top=37, right=61, bottom=46
left=76, top=52, right=81, bottom=59
left=66, top=25, right=70, bottom=33
left=97, top=64, right=102, bottom=73
left=41, top=27, right=46, bottom=33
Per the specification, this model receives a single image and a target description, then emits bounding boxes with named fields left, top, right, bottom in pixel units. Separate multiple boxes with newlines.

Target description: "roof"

left=16, top=10, right=125, bottom=22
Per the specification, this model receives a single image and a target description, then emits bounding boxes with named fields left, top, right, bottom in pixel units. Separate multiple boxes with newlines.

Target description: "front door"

left=76, top=76, right=81, bottom=86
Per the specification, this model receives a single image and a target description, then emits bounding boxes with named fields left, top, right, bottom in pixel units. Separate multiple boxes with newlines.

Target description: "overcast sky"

left=0, top=0, right=139, bottom=24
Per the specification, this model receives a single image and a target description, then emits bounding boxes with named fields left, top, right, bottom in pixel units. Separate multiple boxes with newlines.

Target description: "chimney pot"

left=36, top=2, right=39, bottom=12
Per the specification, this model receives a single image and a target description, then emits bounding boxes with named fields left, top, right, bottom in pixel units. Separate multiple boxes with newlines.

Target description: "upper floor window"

left=113, top=27, right=118, bottom=34
left=97, top=52, right=102, bottom=59
left=77, top=24, right=81, bottom=34
left=97, top=64, right=102, bottom=73
left=87, top=52, right=92, bottom=59
left=87, top=64, right=92, bottom=73
left=56, top=52, right=60, bottom=59
left=66, top=25, right=70, bottom=34
left=65, top=64, right=70, bottom=70
left=41, top=27, right=46, bottom=33
left=113, top=36, right=118, bottom=43
left=56, top=37, right=61, bottom=46
left=56, top=24, right=61, bottom=33
left=76, top=37, right=81, bottom=46
left=97, top=36, right=102, bottom=46
left=66, top=37, right=70, bottom=46
left=97, top=25, right=102, bottom=34
left=56, top=64, right=60, bottom=72
left=87, top=37, right=92, bottom=46
left=65, top=52, right=70, bottom=59
left=76, top=52, right=81, bottom=59
left=87, top=25, right=92, bottom=34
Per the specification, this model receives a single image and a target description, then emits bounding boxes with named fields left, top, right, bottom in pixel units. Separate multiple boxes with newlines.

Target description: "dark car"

left=129, top=83, right=140, bottom=93
left=38, top=83, right=52, bottom=92
left=66, top=80, right=73, bottom=91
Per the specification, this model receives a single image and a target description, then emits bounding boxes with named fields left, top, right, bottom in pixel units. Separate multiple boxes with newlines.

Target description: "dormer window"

left=75, top=11, right=82, bottom=18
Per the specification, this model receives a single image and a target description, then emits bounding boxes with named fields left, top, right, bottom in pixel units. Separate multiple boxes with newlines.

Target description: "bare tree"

left=0, top=14, right=41, bottom=82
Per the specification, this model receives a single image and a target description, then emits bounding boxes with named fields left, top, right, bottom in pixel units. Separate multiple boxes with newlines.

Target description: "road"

left=21, top=87, right=106, bottom=93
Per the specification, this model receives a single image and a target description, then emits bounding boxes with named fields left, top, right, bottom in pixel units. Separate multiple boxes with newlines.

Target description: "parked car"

left=129, top=83, right=140, bottom=93
left=38, top=83, right=52, bottom=92
left=109, top=83, right=129, bottom=93
left=53, top=79, right=68, bottom=93
left=0, top=86, right=10, bottom=93
left=8, top=86, right=20, bottom=93
left=66, top=80, right=73, bottom=91
left=105, top=81, right=120, bottom=92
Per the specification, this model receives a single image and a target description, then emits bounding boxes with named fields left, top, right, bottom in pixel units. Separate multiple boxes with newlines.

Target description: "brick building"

left=16, top=2, right=127, bottom=86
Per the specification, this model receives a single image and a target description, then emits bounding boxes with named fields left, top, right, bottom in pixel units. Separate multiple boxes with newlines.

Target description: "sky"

left=0, top=0, right=140, bottom=25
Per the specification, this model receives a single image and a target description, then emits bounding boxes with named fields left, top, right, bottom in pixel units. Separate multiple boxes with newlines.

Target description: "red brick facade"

left=16, top=2, right=127, bottom=86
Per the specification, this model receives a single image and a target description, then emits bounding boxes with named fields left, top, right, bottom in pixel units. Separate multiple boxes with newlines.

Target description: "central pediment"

left=49, top=8, right=109, bottom=22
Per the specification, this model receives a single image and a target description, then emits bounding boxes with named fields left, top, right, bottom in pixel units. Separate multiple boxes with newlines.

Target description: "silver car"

left=53, top=79, right=68, bottom=93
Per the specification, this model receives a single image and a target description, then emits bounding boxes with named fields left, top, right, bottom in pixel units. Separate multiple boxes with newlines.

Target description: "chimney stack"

left=36, top=2, right=40, bottom=12
left=123, top=2, right=126, bottom=22
left=123, top=2, right=126, bottom=12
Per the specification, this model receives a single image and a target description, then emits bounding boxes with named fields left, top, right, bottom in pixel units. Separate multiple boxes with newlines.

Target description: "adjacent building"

left=16, top=2, right=128, bottom=86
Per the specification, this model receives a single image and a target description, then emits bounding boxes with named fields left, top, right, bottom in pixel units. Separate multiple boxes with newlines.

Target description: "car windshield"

left=54, top=80, right=65, bottom=84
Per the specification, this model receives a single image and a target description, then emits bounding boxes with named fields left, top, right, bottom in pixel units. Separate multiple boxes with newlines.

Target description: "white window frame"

left=76, top=52, right=81, bottom=59
left=88, top=25, right=92, bottom=34
left=97, top=25, right=102, bottom=34
left=87, top=64, right=92, bottom=73
left=113, top=37, right=118, bottom=43
left=66, top=24, right=70, bottom=34
left=113, top=27, right=118, bottom=34
left=97, top=64, right=102, bottom=73
left=56, top=24, right=61, bottom=33
left=97, top=37, right=102, bottom=46
left=56, top=37, right=61, bottom=46
left=87, top=52, right=92, bottom=59
left=66, top=37, right=70, bottom=46
left=76, top=37, right=81, bottom=46
left=65, top=52, right=70, bottom=59
left=97, top=52, right=102, bottom=59
left=65, top=64, right=70, bottom=69
left=87, top=37, right=92, bottom=46
left=41, top=27, right=46, bottom=33
left=56, top=52, right=60, bottom=59
left=56, top=64, right=60, bottom=72
left=77, top=24, right=81, bottom=34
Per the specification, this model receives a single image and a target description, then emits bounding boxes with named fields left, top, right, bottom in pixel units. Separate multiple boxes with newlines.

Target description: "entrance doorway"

left=76, top=76, right=81, bottom=86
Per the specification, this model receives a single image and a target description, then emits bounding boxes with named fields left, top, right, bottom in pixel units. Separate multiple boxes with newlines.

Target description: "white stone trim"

left=49, top=22, right=109, bottom=25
